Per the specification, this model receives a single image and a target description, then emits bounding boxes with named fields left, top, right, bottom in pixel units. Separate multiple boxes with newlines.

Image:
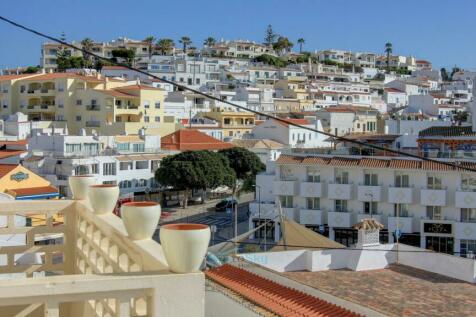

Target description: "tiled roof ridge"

left=206, top=264, right=362, bottom=317
left=275, top=154, right=472, bottom=171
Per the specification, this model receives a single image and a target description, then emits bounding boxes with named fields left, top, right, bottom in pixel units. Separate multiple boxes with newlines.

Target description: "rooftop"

left=161, top=129, right=234, bottom=151
left=418, top=125, right=476, bottom=137
left=283, top=264, right=476, bottom=317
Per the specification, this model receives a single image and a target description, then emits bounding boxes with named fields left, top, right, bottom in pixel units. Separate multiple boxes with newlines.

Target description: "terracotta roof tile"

left=206, top=264, right=362, bottom=317
left=8, top=185, right=58, bottom=197
left=388, top=159, right=421, bottom=170
left=275, top=118, right=310, bottom=127
left=360, top=158, right=388, bottom=168
left=0, top=150, right=26, bottom=159
left=161, top=129, right=234, bottom=151
left=0, top=164, right=18, bottom=178
left=0, top=139, right=28, bottom=146
left=329, top=157, right=360, bottom=166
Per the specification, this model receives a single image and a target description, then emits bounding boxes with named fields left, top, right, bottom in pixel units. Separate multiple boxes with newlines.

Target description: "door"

left=425, top=236, right=454, bottom=255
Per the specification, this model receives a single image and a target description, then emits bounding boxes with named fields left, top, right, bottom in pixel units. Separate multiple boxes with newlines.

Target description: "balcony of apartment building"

left=327, top=182, right=352, bottom=200
left=114, top=99, right=140, bottom=115
left=420, top=186, right=447, bottom=206
left=0, top=200, right=203, bottom=316
left=25, top=82, right=56, bottom=95
left=273, top=177, right=298, bottom=196
left=222, top=117, right=255, bottom=128
left=300, top=181, right=324, bottom=198
left=86, top=102, right=101, bottom=111
left=357, top=183, right=383, bottom=202
left=249, top=201, right=277, bottom=220
left=299, top=208, right=323, bottom=226
left=388, top=186, right=413, bottom=204
left=455, top=187, right=476, bottom=209
left=85, top=120, right=101, bottom=128
left=327, top=209, right=353, bottom=228
left=115, top=114, right=142, bottom=124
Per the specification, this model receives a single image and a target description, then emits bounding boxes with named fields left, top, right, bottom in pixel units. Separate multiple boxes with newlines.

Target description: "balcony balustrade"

left=455, top=190, right=476, bottom=209
left=273, top=180, right=298, bottom=196
left=420, top=188, right=447, bottom=206
left=299, top=209, right=323, bottom=225
left=327, top=183, right=352, bottom=200
left=357, top=185, right=382, bottom=202
left=327, top=211, right=353, bottom=228
left=300, top=182, right=323, bottom=197
left=388, top=187, right=413, bottom=204
left=0, top=200, right=204, bottom=317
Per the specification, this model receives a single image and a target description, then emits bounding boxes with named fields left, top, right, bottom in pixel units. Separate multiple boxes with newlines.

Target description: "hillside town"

left=0, top=17, right=475, bottom=317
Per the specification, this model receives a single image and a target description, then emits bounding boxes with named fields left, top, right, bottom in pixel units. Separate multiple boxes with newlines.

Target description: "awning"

left=7, top=186, right=59, bottom=200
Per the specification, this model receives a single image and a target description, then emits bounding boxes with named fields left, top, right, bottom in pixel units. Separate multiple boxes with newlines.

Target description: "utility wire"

left=1, top=15, right=476, bottom=173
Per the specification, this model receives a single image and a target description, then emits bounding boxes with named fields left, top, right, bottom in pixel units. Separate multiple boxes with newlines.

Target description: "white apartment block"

left=250, top=154, right=476, bottom=258
left=204, top=40, right=274, bottom=59
left=24, top=133, right=165, bottom=198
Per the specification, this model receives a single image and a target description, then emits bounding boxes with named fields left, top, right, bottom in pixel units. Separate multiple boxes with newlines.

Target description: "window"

left=103, top=163, right=116, bottom=176
left=155, top=102, right=161, bottom=109
left=91, top=99, right=97, bottom=106
left=144, top=101, right=150, bottom=109
left=395, top=172, right=409, bottom=187
left=460, top=239, right=476, bottom=258
left=137, top=179, right=147, bottom=187
left=426, top=206, right=442, bottom=220
left=119, top=180, right=132, bottom=189
left=155, top=116, right=161, bottom=122
left=144, top=116, right=149, bottom=122
left=394, top=204, right=409, bottom=217
left=279, top=196, right=293, bottom=208
left=76, top=99, right=82, bottom=106
left=65, top=144, right=81, bottom=153
left=133, top=143, right=145, bottom=152
left=364, top=171, right=378, bottom=186
left=306, top=167, right=320, bottom=182
left=363, top=201, right=378, bottom=214
left=76, top=116, right=81, bottom=122
left=461, top=174, right=476, bottom=192
left=91, top=164, right=99, bottom=174
left=306, top=197, right=320, bottom=210
left=335, top=169, right=349, bottom=184
left=427, top=174, right=442, bottom=189
left=135, top=161, right=148, bottom=169
left=117, top=143, right=130, bottom=151
left=120, top=162, right=133, bottom=170
left=335, top=200, right=348, bottom=212
left=103, top=180, right=116, bottom=185
left=461, top=208, right=476, bottom=223
left=74, top=165, right=88, bottom=175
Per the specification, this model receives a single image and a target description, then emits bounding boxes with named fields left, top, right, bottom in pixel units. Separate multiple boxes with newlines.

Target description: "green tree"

left=218, top=147, right=265, bottom=195
left=297, top=38, right=305, bottom=53
left=273, top=36, right=293, bottom=56
left=450, top=66, right=461, bottom=81
left=143, top=36, right=156, bottom=59
left=454, top=111, right=468, bottom=125
left=253, top=54, right=288, bottom=68
left=203, top=37, right=216, bottom=47
left=179, top=36, right=192, bottom=53
left=22, top=66, right=40, bottom=74
left=111, top=48, right=136, bottom=67
left=155, top=151, right=235, bottom=208
left=156, top=38, right=175, bottom=55
left=441, top=68, right=450, bottom=81
left=385, top=42, right=393, bottom=73
left=80, top=38, right=95, bottom=68
left=264, top=24, right=277, bottom=47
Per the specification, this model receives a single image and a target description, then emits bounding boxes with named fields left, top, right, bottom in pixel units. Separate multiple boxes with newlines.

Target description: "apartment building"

left=308, top=81, right=372, bottom=108
left=203, top=40, right=273, bottom=59
left=41, top=37, right=151, bottom=71
left=24, top=133, right=165, bottom=198
left=203, top=109, right=255, bottom=138
left=0, top=72, right=174, bottom=136
left=250, top=154, right=476, bottom=257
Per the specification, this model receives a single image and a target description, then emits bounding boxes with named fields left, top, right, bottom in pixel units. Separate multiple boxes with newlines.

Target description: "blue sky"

left=0, top=0, right=475, bottom=69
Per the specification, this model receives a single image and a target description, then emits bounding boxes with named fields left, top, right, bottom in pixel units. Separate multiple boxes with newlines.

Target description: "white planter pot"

left=88, top=185, right=120, bottom=215
left=121, top=202, right=161, bottom=240
left=160, top=223, right=211, bottom=273
left=68, top=175, right=96, bottom=200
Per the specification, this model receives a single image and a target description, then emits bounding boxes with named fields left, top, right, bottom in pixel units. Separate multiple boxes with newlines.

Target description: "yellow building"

left=0, top=164, right=58, bottom=200
left=203, top=109, right=255, bottom=138
left=1, top=72, right=172, bottom=136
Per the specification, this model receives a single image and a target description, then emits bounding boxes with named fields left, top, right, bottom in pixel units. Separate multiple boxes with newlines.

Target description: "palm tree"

left=179, top=36, right=192, bottom=54
left=143, top=36, right=156, bottom=59
left=203, top=37, right=216, bottom=47
left=297, top=38, right=305, bottom=53
left=156, top=38, right=175, bottom=55
left=80, top=38, right=94, bottom=68
left=385, top=42, right=393, bottom=73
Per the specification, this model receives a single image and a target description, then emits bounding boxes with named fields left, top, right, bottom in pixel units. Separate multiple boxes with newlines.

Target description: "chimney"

left=352, top=219, right=383, bottom=248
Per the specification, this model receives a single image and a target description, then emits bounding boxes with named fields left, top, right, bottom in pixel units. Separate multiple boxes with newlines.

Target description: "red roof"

left=0, top=150, right=26, bottom=159
left=385, top=87, right=405, bottom=93
left=161, top=129, right=234, bottom=151
left=8, top=185, right=58, bottom=197
left=0, top=139, right=28, bottom=146
left=275, top=118, right=310, bottom=127
left=206, top=264, right=361, bottom=317
left=0, top=164, right=17, bottom=178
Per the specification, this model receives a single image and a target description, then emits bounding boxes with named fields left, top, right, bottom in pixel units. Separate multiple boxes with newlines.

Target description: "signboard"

left=10, top=172, right=29, bottom=182
left=423, top=222, right=452, bottom=235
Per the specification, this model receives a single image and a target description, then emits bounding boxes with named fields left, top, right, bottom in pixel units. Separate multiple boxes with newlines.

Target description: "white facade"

left=385, top=119, right=453, bottom=148
left=250, top=154, right=476, bottom=257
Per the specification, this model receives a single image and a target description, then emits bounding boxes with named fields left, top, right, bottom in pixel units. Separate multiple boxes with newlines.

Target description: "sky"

left=0, top=0, right=475, bottom=70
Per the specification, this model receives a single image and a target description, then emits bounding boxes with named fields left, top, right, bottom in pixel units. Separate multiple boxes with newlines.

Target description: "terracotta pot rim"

left=122, top=201, right=159, bottom=207
left=161, top=223, right=209, bottom=231
left=90, top=184, right=118, bottom=188
left=70, top=175, right=94, bottom=178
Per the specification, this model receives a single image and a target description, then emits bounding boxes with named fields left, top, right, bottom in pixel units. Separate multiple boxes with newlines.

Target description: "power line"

left=2, top=15, right=476, bottom=173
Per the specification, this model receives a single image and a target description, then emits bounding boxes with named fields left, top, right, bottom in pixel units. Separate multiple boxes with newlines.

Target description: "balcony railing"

left=85, top=121, right=101, bottom=127
left=86, top=105, right=101, bottom=111
left=0, top=200, right=204, bottom=317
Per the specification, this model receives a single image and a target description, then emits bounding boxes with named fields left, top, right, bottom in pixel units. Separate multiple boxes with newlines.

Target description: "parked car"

left=215, top=198, right=237, bottom=212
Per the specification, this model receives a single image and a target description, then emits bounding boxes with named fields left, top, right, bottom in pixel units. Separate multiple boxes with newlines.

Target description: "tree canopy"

left=111, top=48, right=136, bottom=66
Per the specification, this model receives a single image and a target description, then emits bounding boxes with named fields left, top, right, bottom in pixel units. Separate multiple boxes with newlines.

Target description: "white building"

left=25, top=133, right=165, bottom=198
left=249, top=153, right=476, bottom=257
left=251, top=118, right=330, bottom=148
left=384, top=87, right=407, bottom=108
